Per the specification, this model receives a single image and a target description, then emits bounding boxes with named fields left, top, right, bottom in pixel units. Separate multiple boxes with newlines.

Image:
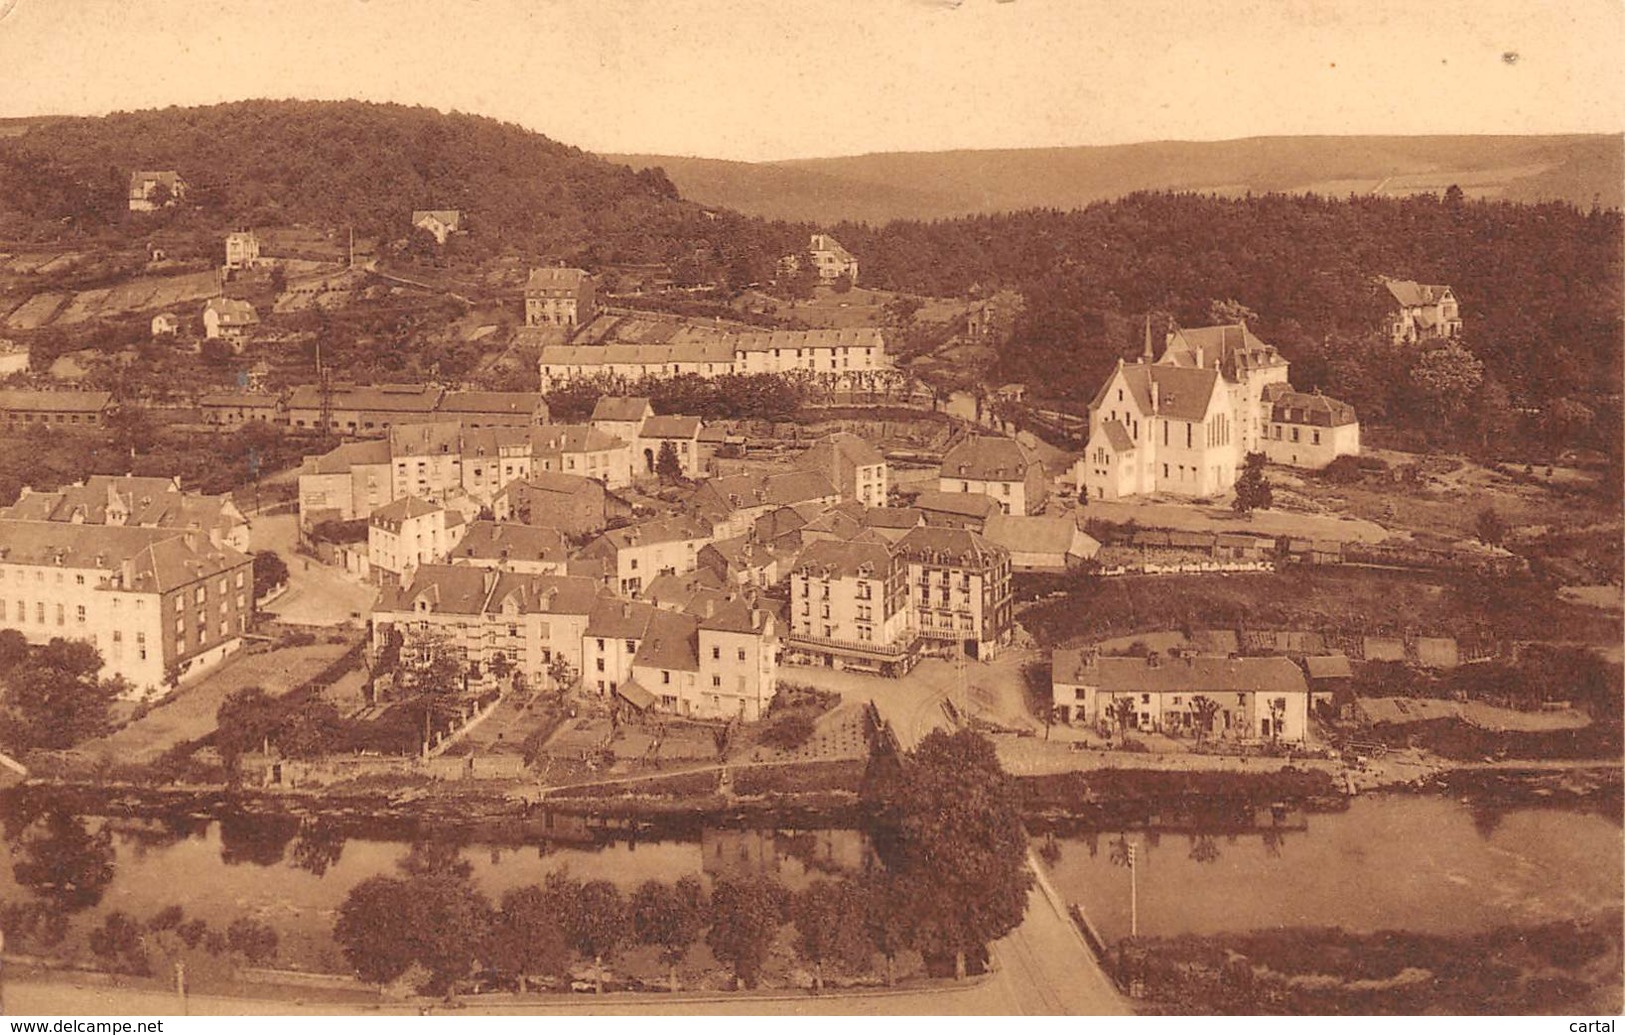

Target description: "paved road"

left=253, top=514, right=377, bottom=627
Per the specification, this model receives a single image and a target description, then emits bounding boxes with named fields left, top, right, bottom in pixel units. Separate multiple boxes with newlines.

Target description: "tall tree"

left=489, top=884, right=570, bottom=993
left=564, top=879, right=630, bottom=994
left=867, top=728, right=1031, bottom=980
left=706, top=874, right=790, bottom=990
left=0, top=639, right=120, bottom=750
left=631, top=876, right=708, bottom=992
left=1410, top=341, right=1486, bottom=432
left=1231, top=452, right=1274, bottom=515
left=791, top=879, right=873, bottom=992
left=654, top=440, right=684, bottom=484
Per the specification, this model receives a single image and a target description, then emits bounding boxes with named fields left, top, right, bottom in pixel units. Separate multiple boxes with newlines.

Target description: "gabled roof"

left=587, top=596, right=662, bottom=639
left=983, top=514, right=1099, bottom=559
left=729, top=327, right=883, bottom=353
left=633, top=608, right=701, bottom=672
left=412, top=209, right=462, bottom=227
left=640, top=415, right=702, bottom=439
left=591, top=396, right=654, bottom=422
left=203, top=297, right=259, bottom=326
left=530, top=424, right=625, bottom=454
left=861, top=507, right=924, bottom=530
left=1305, top=655, right=1354, bottom=680
left=0, top=476, right=242, bottom=538
left=584, top=515, right=711, bottom=556
left=390, top=421, right=464, bottom=457
left=810, top=233, right=854, bottom=261
left=1384, top=279, right=1453, bottom=307
left=377, top=564, right=601, bottom=617
left=287, top=383, right=443, bottom=413
left=510, top=470, right=603, bottom=497
left=1148, top=364, right=1222, bottom=422
left=940, top=435, right=1037, bottom=482
left=301, top=439, right=392, bottom=476
left=696, top=470, right=840, bottom=516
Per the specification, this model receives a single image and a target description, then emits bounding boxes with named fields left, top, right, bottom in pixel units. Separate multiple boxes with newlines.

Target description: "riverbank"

left=1112, top=910, right=1624, bottom=1015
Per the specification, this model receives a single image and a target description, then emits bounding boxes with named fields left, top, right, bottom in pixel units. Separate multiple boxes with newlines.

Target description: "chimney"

left=751, top=609, right=763, bottom=631
left=483, top=568, right=498, bottom=594
left=621, top=602, right=631, bottom=618
left=704, top=599, right=716, bottom=618
left=1196, top=345, right=1205, bottom=369
left=1149, top=381, right=1160, bottom=414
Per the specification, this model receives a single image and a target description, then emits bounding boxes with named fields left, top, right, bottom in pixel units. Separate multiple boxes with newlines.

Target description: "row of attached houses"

left=1051, top=649, right=1311, bottom=742
left=371, top=564, right=781, bottom=721
left=538, top=327, right=889, bottom=388
left=0, top=519, right=253, bottom=698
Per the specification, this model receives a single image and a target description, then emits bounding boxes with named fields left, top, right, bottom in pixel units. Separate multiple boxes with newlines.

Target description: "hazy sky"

left=0, top=0, right=1619, bottom=161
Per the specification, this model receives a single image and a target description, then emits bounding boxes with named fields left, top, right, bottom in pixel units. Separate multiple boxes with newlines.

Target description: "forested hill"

left=610, top=135, right=1624, bottom=223
left=0, top=100, right=809, bottom=270
left=843, top=192, right=1623, bottom=443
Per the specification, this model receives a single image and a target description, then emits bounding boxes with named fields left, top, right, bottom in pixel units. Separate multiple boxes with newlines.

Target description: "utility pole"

left=1127, top=842, right=1139, bottom=939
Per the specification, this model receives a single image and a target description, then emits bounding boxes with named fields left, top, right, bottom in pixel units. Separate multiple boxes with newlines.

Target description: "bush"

left=227, top=917, right=280, bottom=964
left=759, top=713, right=817, bottom=751
left=1321, top=454, right=1366, bottom=484
left=89, top=911, right=150, bottom=975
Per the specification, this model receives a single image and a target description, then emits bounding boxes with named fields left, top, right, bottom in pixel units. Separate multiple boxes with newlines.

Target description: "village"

left=0, top=152, right=1620, bottom=1018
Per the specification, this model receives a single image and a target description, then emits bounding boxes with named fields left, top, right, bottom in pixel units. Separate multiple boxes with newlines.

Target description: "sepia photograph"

left=0, top=0, right=1620, bottom=1022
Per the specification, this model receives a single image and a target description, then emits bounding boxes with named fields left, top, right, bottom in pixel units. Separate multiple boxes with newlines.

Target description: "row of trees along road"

left=332, top=729, right=1034, bottom=995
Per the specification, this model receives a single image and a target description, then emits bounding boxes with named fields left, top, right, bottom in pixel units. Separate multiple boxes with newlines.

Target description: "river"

left=1041, top=794, right=1623, bottom=944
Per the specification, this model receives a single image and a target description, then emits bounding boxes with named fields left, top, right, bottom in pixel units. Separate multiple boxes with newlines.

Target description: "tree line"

left=333, top=729, right=1034, bottom=996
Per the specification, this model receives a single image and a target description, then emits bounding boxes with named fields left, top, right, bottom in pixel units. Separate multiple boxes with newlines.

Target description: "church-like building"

left=1078, top=321, right=1359, bottom=501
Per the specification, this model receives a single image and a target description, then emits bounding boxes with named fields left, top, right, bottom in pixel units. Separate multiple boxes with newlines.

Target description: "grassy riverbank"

left=1117, top=911, right=1624, bottom=1015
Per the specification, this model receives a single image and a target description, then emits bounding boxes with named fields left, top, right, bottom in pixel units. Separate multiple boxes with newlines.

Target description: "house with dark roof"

left=202, top=298, right=259, bottom=343
left=525, top=267, right=596, bottom=329
left=795, top=432, right=888, bottom=506
left=437, top=391, right=549, bottom=428
left=1051, top=650, right=1310, bottom=741
left=578, top=514, right=714, bottom=597
left=448, top=521, right=570, bottom=575
left=785, top=538, right=917, bottom=676
left=296, top=439, right=395, bottom=524
left=0, top=390, right=115, bottom=429
left=0, top=519, right=252, bottom=696
left=982, top=513, right=1100, bottom=573
left=1, top=476, right=249, bottom=553
left=808, top=233, right=859, bottom=283
left=895, top=526, right=1013, bottom=660
left=368, top=496, right=466, bottom=584
left=1080, top=319, right=1359, bottom=500
left=1261, top=386, right=1361, bottom=468
left=494, top=470, right=617, bottom=538
left=913, top=490, right=1004, bottom=532
left=590, top=396, right=654, bottom=446
left=691, top=470, right=841, bottom=538
left=937, top=434, right=1047, bottom=516
left=372, top=564, right=602, bottom=690
left=637, top=414, right=703, bottom=478
left=1384, top=278, right=1461, bottom=345
left=412, top=209, right=463, bottom=245
left=128, top=170, right=186, bottom=212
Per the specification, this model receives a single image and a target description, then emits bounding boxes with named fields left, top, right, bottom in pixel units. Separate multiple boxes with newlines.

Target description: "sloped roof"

left=729, top=327, right=883, bottom=353
left=1268, top=390, right=1358, bottom=428
left=913, top=491, right=1003, bottom=519
left=0, top=519, right=247, bottom=593
left=792, top=538, right=895, bottom=580
left=896, top=526, right=1008, bottom=568
left=0, top=390, right=114, bottom=413
left=1147, top=365, right=1222, bottom=421
left=452, top=521, right=568, bottom=565
left=390, top=421, right=464, bottom=457
left=640, top=415, right=702, bottom=439
left=697, top=470, right=840, bottom=516
left=862, top=507, right=924, bottom=530
left=983, top=514, right=1099, bottom=559
left=526, top=267, right=591, bottom=291
left=530, top=424, right=625, bottom=454
left=1385, top=279, right=1453, bottom=307
left=1081, top=655, right=1309, bottom=695
left=633, top=609, right=701, bottom=672
left=287, top=383, right=443, bottom=413
left=940, top=435, right=1037, bottom=481
left=437, top=391, right=547, bottom=417
left=377, top=564, right=601, bottom=617
left=591, top=397, right=654, bottom=422
left=204, top=297, right=259, bottom=326
left=512, top=470, right=602, bottom=497
left=371, top=495, right=443, bottom=526
left=1305, top=655, right=1354, bottom=680
left=0, top=477, right=241, bottom=538
left=1100, top=420, right=1135, bottom=453
left=412, top=209, right=462, bottom=227
left=586, top=597, right=662, bottom=639
left=301, top=439, right=393, bottom=475
left=586, top=515, right=711, bottom=555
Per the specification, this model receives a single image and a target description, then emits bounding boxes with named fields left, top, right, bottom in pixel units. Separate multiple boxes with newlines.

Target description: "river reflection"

left=1045, top=795, right=1624, bottom=944
left=0, top=816, right=873, bottom=969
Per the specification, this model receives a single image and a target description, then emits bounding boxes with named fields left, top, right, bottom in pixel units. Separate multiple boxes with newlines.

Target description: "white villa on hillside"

left=1079, top=321, right=1359, bottom=500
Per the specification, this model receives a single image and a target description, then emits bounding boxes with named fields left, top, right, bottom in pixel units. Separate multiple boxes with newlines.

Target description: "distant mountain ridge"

left=608, top=135, right=1624, bottom=223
